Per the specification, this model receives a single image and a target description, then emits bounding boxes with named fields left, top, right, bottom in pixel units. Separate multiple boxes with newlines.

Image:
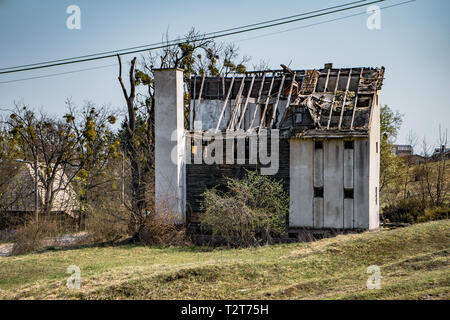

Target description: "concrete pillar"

left=154, top=68, right=185, bottom=223
left=289, top=139, right=314, bottom=227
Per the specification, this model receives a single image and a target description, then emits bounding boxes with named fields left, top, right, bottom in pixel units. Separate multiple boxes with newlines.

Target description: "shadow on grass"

left=37, top=237, right=219, bottom=255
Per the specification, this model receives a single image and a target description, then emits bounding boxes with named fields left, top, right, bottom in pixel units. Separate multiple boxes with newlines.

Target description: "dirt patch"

left=0, top=232, right=89, bottom=257
left=0, top=243, right=14, bottom=257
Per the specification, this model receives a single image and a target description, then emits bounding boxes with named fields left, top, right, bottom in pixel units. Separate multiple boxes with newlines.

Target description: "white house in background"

left=1, top=161, right=79, bottom=217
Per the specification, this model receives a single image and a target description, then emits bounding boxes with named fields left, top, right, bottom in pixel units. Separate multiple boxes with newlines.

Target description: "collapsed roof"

left=189, top=64, right=385, bottom=137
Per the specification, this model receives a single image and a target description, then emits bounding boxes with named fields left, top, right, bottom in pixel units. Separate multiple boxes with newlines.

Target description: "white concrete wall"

left=353, top=139, right=370, bottom=228
left=154, top=69, right=186, bottom=223
left=323, top=140, right=344, bottom=228
left=289, top=140, right=314, bottom=227
left=368, top=92, right=381, bottom=230
left=290, top=137, right=374, bottom=230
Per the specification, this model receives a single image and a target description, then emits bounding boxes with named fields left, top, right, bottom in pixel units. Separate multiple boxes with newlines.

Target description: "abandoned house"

left=153, top=63, right=384, bottom=232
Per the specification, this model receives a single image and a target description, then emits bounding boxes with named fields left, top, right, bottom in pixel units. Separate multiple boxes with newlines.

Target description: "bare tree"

left=116, top=29, right=252, bottom=237
left=401, top=130, right=419, bottom=199
left=417, top=130, right=449, bottom=207
left=117, top=55, right=149, bottom=235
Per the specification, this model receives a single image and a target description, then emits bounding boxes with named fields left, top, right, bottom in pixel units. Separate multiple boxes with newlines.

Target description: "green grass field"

left=0, top=220, right=449, bottom=300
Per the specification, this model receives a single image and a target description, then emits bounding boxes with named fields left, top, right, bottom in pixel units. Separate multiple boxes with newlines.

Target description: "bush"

left=418, top=206, right=450, bottom=223
left=382, top=198, right=425, bottom=223
left=84, top=206, right=129, bottom=243
left=11, top=216, right=60, bottom=255
left=382, top=198, right=449, bottom=223
left=138, top=208, right=189, bottom=247
left=200, top=170, right=288, bottom=247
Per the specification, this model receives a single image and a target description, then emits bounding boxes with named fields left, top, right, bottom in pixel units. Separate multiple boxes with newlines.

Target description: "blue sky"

left=0, top=0, right=449, bottom=148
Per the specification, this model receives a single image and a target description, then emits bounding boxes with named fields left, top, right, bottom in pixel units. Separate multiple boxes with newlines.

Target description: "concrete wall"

left=290, top=137, right=375, bottom=230
left=368, top=92, right=381, bottom=230
left=289, top=140, right=313, bottom=227
left=154, top=69, right=186, bottom=223
left=354, top=138, right=370, bottom=228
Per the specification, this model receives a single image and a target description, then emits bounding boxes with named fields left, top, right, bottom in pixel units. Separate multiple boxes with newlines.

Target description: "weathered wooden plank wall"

left=186, top=139, right=290, bottom=223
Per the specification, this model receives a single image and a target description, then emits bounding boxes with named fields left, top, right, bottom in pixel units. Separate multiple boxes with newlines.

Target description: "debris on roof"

left=189, top=64, right=385, bottom=137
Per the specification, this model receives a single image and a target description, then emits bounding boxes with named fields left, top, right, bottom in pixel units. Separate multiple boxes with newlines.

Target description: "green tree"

left=379, top=104, right=404, bottom=196
left=63, top=100, right=121, bottom=229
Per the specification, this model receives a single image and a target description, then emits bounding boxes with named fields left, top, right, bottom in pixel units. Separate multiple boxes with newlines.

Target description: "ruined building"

left=153, top=63, right=384, bottom=232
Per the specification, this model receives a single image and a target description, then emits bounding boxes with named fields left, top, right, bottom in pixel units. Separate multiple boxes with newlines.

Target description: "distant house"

left=392, top=144, right=413, bottom=157
left=392, top=145, right=426, bottom=165
left=431, top=145, right=450, bottom=161
left=0, top=161, right=79, bottom=227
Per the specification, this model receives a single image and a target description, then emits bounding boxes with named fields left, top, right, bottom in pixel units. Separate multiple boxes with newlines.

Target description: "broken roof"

left=189, top=64, right=385, bottom=137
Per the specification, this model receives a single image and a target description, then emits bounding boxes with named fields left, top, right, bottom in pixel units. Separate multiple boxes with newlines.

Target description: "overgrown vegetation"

left=200, top=171, right=289, bottom=247
left=379, top=105, right=449, bottom=224
left=11, top=215, right=75, bottom=255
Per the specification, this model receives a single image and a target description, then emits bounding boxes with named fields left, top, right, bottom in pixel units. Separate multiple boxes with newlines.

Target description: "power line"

left=0, top=64, right=116, bottom=84
left=236, top=0, right=416, bottom=43
left=0, top=0, right=369, bottom=72
left=0, top=0, right=385, bottom=75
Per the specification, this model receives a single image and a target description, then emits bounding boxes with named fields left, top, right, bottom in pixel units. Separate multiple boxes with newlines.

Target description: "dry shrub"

left=382, top=198, right=449, bottom=223
left=84, top=206, right=129, bottom=243
left=200, top=170, right=289, bottom=247
left=418, top=206, right=450, bottom=223
left=11, top=215, right=60, bottom=255
left=138, top=202, right=189, bottom=247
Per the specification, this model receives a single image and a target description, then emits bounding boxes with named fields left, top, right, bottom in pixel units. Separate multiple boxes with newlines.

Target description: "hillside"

left=0, top=220, right=449, bottom=300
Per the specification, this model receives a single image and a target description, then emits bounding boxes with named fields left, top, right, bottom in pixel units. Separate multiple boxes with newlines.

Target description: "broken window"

left=344, top=140, right=354, bottom=149
left=314, top=187, right=323, bottom=198
left=344, top=188, right=354, bottom=199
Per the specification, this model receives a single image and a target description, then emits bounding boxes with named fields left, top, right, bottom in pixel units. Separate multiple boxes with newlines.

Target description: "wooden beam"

left=259, top=75, right=275, bottom=129
left=279, top=72, right=297, bottom=127
left=269, top=74, right=285, bottom=128
left=237, top=74, right=255, bottom=130
left=350, top=69, right=364, bottom=130
left=227, top=76, right=246, bottom=131
left=248, top=73, right=266, bottom=131
left=326, top=70, right=341, bottom=130
left=324, top=68, right=330, bottom=92
left=215, top=75, right=235, bottom=132
left=338, top=69, right=352, bottom=129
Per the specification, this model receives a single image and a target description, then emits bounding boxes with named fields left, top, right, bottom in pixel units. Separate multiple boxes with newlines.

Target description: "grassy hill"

left=0, top=220, right=449, bottom=300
